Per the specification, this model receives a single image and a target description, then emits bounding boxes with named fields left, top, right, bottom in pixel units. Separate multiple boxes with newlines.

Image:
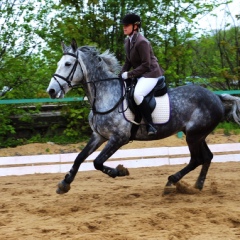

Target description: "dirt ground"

left=0, top=131, right=240, bottom=239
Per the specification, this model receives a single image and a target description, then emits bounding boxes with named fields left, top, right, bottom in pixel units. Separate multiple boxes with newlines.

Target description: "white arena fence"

left=0, top=143, right=240, bottom=177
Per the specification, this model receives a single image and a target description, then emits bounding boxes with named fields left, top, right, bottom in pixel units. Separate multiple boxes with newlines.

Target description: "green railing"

left=1, top=90, right=240, bottom=105
left=0, top=97, right=84, bottom=104
left=213, top=90, right=240, bottom=95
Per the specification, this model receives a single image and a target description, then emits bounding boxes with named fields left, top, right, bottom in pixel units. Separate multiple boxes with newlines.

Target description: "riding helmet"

left=121, top=13, right=141, bottom=26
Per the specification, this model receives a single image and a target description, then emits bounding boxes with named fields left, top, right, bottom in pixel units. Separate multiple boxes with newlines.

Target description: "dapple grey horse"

left=47, top=39, right=240, bottom=194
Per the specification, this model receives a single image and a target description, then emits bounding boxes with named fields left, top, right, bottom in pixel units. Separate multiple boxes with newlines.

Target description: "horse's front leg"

left=93, top=136, right=129, bottom=178
left=57, top=132, right=106, bottom=194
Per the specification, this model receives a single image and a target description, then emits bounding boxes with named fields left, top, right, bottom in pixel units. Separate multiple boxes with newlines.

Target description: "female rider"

left=121, top=13, right=164, bottom=135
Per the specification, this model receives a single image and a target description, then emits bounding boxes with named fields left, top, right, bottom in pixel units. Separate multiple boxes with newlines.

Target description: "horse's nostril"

left=48, top=89, right=55, bottom=95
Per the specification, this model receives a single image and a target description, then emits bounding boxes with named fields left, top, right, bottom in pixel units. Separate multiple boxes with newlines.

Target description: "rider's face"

left=123, top=24, right=137, bottom=36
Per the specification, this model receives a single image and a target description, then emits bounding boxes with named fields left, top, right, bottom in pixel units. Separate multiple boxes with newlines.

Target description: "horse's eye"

left=65, top=62, right=71, bottom=67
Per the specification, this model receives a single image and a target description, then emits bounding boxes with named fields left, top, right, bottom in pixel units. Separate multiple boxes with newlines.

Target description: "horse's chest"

left=89, top=113, right=129, bottom=135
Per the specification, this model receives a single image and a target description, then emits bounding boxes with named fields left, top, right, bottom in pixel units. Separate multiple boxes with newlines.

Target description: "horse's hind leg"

left=194, top=141, right=213, bottom=190
left=165, top=139, right=213, bottom=191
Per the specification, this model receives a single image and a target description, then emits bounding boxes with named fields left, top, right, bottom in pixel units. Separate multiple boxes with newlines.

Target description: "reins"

left=86, top=77, right=125, bottom=115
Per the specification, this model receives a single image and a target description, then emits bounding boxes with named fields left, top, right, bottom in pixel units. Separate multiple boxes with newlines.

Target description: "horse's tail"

left=218, top=94, right=240, bottom=124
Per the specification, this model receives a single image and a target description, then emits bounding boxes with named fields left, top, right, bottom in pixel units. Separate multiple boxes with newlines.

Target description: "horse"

left=47, top=39, right=240, bottom=194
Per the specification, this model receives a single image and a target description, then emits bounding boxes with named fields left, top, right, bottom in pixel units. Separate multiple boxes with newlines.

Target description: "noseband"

left=52, top=52, right=84, bottom=94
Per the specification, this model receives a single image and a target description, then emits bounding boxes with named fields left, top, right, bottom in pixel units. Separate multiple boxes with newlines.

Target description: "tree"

left=187, top=3, right=240, bottom=90
left=0, top=0, right=56, bottom=98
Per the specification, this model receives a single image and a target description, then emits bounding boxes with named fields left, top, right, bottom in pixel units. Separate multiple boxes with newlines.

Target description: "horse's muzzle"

left=47, top=88, right=64, bottom=99
left=48, top=88, right=56, bottom=99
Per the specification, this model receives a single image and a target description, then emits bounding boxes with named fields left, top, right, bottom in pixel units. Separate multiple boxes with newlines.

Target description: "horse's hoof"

left=116, top=164, right=130, bottom=177
left=56, top=180, right=70, bottom=194
left=168, top=173, right=181, bottom=183
left=194, top=180, right=204, bottom=190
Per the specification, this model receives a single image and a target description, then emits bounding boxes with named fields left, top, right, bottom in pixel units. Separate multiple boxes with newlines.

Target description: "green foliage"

left=0, top=106, right=16, bottom=136
left=0, top=103, right=39, bottom=147
left=187, top=25, right=240, bottom=90
left=0, top=0, right=57, bottom=99
left=216, top=121, right=240, bottom=135
left=0, top=101, right=91, bottom=148
left=0, top=0, right=239, bottom=147
left=62, top=102, right=91, bottom=138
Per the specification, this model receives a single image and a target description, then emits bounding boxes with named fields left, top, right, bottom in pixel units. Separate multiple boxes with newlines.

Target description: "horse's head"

left=47, top=39, right=85, bottom=99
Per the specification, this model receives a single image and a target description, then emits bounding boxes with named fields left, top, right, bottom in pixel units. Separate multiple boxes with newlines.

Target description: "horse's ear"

left=71, top=38, right=78, bottom=52
left=61, top=41, right=67, bottom=53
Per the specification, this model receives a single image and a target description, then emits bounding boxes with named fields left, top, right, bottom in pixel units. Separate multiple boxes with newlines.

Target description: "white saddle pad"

left=123, top=93, right=170, bottom=125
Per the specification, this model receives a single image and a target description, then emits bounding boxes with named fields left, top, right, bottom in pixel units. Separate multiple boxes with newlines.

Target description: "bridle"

left=52, top=52, right=84, bottom=94
left=52, top=51, right=125, bottom=115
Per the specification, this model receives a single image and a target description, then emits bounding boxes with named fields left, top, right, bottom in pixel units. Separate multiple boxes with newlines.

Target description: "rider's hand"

left=121, top=72, right=128, bottom=79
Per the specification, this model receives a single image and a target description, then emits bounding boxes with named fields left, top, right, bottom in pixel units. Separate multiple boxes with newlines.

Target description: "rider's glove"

left=121, top=72, right=128, bottom=79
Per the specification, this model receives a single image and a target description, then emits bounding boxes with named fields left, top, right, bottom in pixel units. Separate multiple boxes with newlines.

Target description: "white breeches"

left=134, top=77, right=159, bottom=105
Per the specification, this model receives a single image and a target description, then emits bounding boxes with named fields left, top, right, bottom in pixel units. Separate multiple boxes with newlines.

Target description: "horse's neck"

left=86, top=75, right=122, bottom=112
left=79, top=51, right=122, bottom=112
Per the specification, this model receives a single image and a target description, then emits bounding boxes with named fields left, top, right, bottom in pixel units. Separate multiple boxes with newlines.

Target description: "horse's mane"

left=99, top=50, right=121, bottom=74
left=78, top=46, right=121, bottom=74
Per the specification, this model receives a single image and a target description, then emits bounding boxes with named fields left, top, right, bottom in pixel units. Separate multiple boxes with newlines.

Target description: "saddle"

left=125, top=76, right=167, bottom=116
left=124, top=76, right=168, bottom=139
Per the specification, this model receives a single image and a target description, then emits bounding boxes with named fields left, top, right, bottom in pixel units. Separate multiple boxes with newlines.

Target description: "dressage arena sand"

left=0, top=131, right=240, bottom=240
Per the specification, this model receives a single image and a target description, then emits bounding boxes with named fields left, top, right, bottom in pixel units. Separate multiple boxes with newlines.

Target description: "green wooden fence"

left=213, top=90, right=240, bottom=95
left=1, top=90, right=240, bottom=105
left=0, top=97, right=84, bottom=104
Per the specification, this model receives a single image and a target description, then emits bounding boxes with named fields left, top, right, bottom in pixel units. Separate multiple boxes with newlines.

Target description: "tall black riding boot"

left=137, top=99, right=157, bottom=135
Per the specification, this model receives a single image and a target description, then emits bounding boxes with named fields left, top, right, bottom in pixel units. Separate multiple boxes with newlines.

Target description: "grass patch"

left=215, top=121, right=240, bottom=136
